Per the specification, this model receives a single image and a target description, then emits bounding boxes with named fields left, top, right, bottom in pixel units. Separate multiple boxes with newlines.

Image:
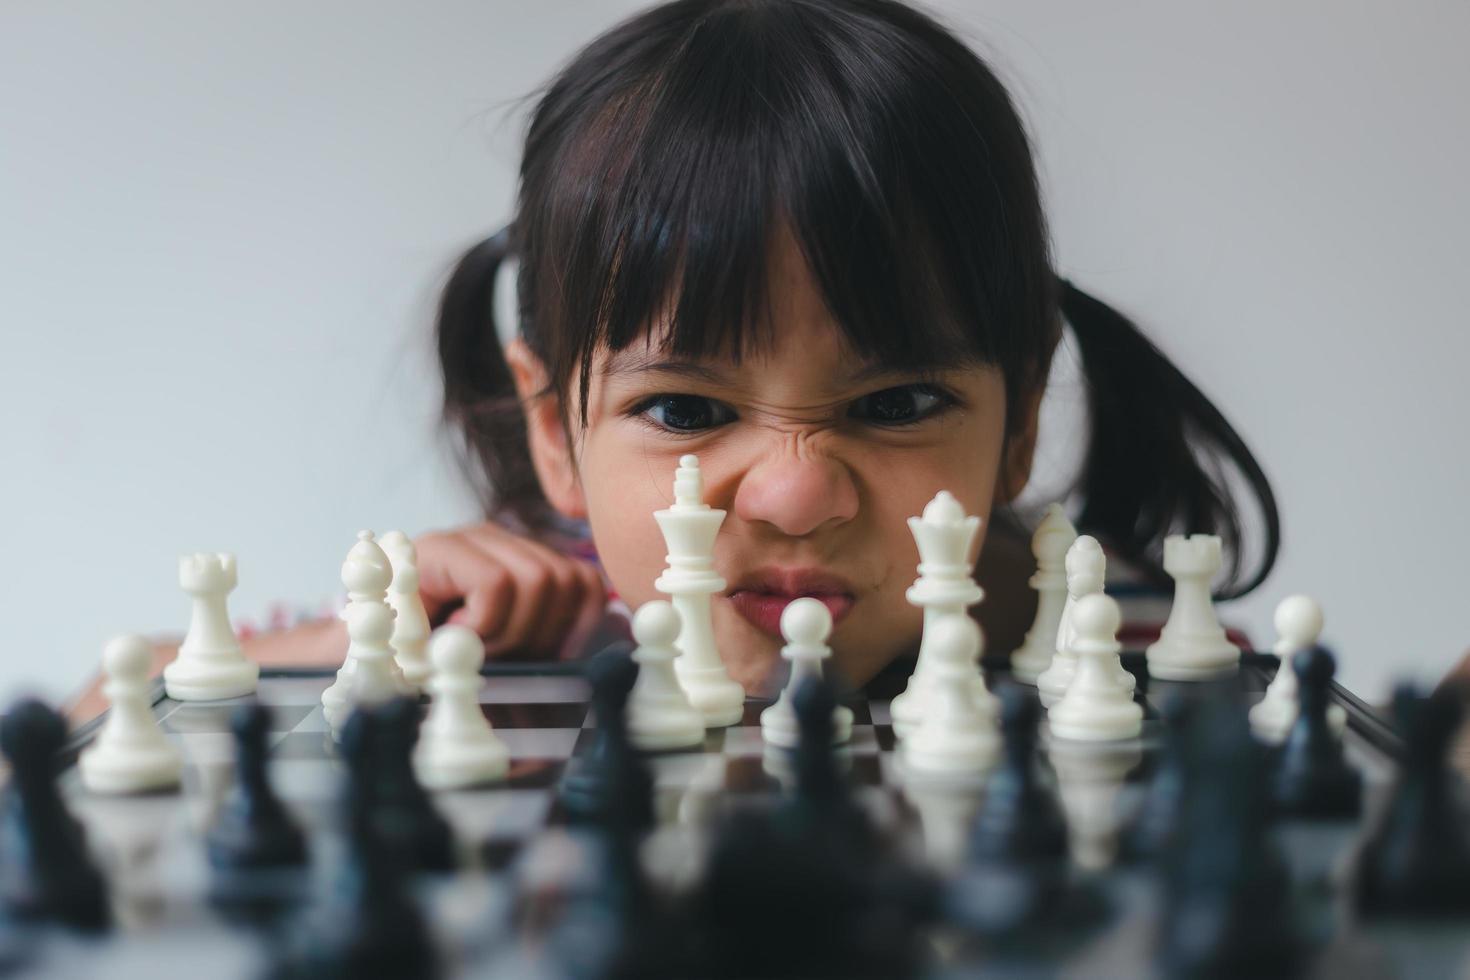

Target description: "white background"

left=2, top=1, right=1466, bottom=703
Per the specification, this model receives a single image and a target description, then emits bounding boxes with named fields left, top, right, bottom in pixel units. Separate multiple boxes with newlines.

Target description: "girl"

left=251, top=0, right=1277, bottom=694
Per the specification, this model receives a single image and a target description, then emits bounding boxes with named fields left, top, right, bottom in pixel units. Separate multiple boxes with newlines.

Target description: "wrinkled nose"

left=731, top=446, right=860, bottom=538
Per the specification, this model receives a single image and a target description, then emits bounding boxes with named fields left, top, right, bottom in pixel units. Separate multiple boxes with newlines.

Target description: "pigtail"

left=1060, top=278, right=1280, bottom=599
left=436, top=225, right=549, bottom=529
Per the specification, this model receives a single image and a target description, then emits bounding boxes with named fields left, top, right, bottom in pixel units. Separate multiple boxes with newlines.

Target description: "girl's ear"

left=505, top=338, right=589, bottom=520
left=997, top=385, right=1044, bottom=506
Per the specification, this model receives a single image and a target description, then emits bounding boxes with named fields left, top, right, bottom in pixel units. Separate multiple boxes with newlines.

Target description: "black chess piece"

left=1353, top=683, right=1470, bottom=915
left=559, top=643, right=653, bottom=831
left=208, top=704, right=308, bottom=871
left=1157, top=699, right=1300, bottom=979
left=0, top=699, right=111, bottom=934
left=266, top=731, right=440, bottom=980
left=1124, top=692, right=1196, bottom=860
left=1271, top=646, right=1362, bottom=818
left=364, top=698, right=455, bottom=873
left=970, top=683, right=1067, bottom=864
left=693, top=676, right=933, bottom=980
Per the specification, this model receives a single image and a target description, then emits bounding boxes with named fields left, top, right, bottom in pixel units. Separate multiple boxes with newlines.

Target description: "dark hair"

left=436, top=0, right=1279, bottom=598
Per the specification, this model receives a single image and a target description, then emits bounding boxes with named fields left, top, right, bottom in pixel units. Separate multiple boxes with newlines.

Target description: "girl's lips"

left=727, top=591, right=854, bottom=637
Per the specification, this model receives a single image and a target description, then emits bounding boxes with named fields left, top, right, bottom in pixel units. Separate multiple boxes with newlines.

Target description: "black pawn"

left=560, top=643, right=653, bottom=832
left=1271, top=647, right=1361, bottom=818
left=358, top=698, right=455, bottom=874
left=207, top=704, right=308, bottom=871
left=1158, top=700, right=1299, bottom=979
left=969, top=684, right=1067, bottom=865
left=0, top=699, right=110, bottom=933
left=268, top=723, right=439, bottom=980
left=789, top=675, right=865, bottom=840
left=1354, top=683, right=1470, bottom=915
left=1125, top=693, right=1197, bottom=860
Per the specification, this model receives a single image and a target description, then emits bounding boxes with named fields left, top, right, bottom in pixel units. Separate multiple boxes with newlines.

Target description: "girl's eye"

left=850, top=384, right=955, bottom=426
left=634, top=394, right=734, bottom=433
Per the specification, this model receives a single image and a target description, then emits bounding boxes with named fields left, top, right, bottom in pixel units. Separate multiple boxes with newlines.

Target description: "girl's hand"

left=412, top=522, right=610, bottom=659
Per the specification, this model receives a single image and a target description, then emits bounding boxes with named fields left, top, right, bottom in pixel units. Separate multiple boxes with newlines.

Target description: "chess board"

left=21, top=651, right=1469, bottom=979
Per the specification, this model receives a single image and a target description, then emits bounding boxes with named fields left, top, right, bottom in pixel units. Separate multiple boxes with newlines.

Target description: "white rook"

left=164, top=552, right=259, bottom=701
left=1145, top=534, right=1241, bottom=680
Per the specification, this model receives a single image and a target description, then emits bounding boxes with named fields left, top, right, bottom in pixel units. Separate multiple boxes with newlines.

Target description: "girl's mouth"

left=726, top=591, right=855, bottom=637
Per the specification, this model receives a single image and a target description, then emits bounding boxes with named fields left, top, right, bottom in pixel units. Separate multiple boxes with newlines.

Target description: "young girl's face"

left=518, top=226, right=1019, bottom=694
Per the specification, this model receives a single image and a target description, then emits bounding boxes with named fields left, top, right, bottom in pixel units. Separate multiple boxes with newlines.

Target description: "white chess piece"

left=322, top=531, right=405, bottom=733
left=1145, top=534, right=1241, bottom=680
left=1036, top=536, right=1105, bottom=707
left=163, top=552, right=258, bottom=701
left=901, top=615, right=1000, bottom=777
left=1249, top=595, right=1343, bottom=742
left=80, top=635, right=183, bottom=794
left=654, top=455, right=745, bottom=728
left=626, top=601, right=707, bottom=752
left=380, top=530, right=432, bottom=692
left=1048, top=594, right=1143, bottom=742
left=760, top=597, right=853, bottom=748
left=1009, top=504, right=1078, bottom=684
left=413, top=624, right=510, bottom=789
left=890, top=491, right=994, bottom=739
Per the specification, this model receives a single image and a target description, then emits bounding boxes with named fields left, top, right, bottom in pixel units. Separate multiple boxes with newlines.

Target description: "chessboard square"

left=478, top=675, right=591, bottom=704
left=174, top=732, right=240, bottom=767
left=269, top=758, right=347, bottom=803
left=482, top=702, right=588, bottom=730
left=498, top=728, right=581, bottom=761
left=434, top=789, right=553, bottom=844
left=163, top=703, right=257, bottom=734
left=293, top=706, right=330, bottom=734
left=716, top=725, right=767, bottom=758
left=271, top=731, right=338, bottom=761
left=255, top=676, right=332, bottom=705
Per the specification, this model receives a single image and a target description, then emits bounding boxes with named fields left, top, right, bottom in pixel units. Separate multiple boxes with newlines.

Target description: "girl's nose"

left=731, top=448, right=860, bottom=539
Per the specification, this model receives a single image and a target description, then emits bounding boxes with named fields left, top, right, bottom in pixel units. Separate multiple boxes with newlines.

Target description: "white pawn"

left=760, top=598, right=853, bottom=748
left=901, top=615, right=1000, bottom=777
left=1145, top=534, right=1241, bottom=680
left=80, top=636, right=183, bottom=794
left=1250, top=596, right=1343, bottom=743
left=626, top=601, right=707, bottom=752
left=381, top=530, right=432, bottom=692
left=1036, top=535, right=1106, bottom=707
left=163, top=552, right=258, bottom=701
left=1048, top=594, right=1143, bottom=742
left=322, top=531, right=405, bottom=733
left=414, top=625, right=510, bottom=789
left=1010, top=503, right=1078, bottom=684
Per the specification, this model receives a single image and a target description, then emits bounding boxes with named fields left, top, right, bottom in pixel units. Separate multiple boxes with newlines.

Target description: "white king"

left=163, top=552, right=259, bottom=701
left=889, top=490, right=995, bottom=739
left=654, top=455, right=745, bottom=728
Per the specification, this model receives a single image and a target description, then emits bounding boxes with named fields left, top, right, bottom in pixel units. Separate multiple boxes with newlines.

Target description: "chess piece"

left=79, top=635, right=183, bottom=794
left=1036, top=535, right=1106, bottom=707
left=1271, top=647, right=1361, bottom=818
left=364, top=698, right=456, bottom=873
left=323, top=531, right=407, bottom=735
left=1353, top=684, right=1470, bottom=915
left=901, top=615, right=999, bottom=777
left=206, top=704, right=308, bottom=870
left=380, top=530, right=432, bottom=692
left=413, top=625, right=510, bottom=789
left=1250, top=596, right=1344, bottom=743
left=1145, top=534, right=1241, bottom=680
left=1048, top=594, right=1144, bottom=742
left=969, top=684, right=1068, bottom=865
left=1009, top=504, right=1078, bottom=684
left=760, top=598, right=853, bottom=748
left=626, top=601, right=706, bottom=752
left=1157, top=699, right=1299, bottom=978
left=0, top=699, right=111, bottom=932
left=560, top=645, right=655, bottom=831
left=890, top=491, right=994, bottom=738
left=163, top=551, right=259, bottom=700
left=653, top=455, right=745, bottom=728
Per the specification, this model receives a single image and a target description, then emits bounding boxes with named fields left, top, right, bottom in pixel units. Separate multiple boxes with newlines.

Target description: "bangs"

left=528, top=0, right=1055, bottom=426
